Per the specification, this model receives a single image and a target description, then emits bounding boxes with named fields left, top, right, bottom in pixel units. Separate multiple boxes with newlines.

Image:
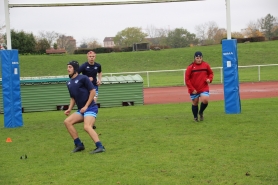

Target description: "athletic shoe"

left=93, top=125, right=96, bottom=129
left=199, top=113, right=204, bottom=121
left=194, top=117, right=199, bottom=122
left=90, top=146, right=105, bottom=154
left=72, top=144, right=85, bottom=153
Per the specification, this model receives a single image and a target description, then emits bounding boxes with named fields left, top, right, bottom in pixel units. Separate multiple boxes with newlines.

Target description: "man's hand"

left=206, top=79, right=211, bottom=83
left=97, top=80, right=101, bottom=86
left=192, top=90, right=197, bottom=94
left=64, top=109, right=71, bottom=116
left=89, top=77, right=93, bottom=82
left=80, top=106, right=88, bottom=113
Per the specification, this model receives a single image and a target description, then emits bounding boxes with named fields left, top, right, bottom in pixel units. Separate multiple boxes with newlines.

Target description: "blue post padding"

left=222, top=39, right=241, bottom=114
left=0, top=50, right=24, bottom=128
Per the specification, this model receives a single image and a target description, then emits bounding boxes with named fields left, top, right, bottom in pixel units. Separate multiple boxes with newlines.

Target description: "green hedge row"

left=236, top=36, right=265, bottom=43
left=221, top=36, right=266, bottom=44
left=73, top=46, right=134, bottom=54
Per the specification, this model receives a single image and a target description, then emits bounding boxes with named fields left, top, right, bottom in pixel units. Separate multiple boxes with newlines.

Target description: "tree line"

left=0, top=13, right=277, bottom=54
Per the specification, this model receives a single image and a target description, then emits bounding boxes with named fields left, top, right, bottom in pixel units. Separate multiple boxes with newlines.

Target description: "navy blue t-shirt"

left=78, top=62, right=102, bottom=86
left=66, top=75, right=96, bottom=110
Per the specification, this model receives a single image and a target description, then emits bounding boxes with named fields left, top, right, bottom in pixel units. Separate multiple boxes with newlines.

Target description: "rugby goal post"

left=1, top=0, right=238, bottom=129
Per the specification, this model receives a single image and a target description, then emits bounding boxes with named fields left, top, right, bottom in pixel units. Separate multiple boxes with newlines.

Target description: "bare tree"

left=151, top=27, right=170, bottom=47
left=145, top=24, right=159, bottom=38
left=242, top=21, right=261, bottom=37
left=214, top=28, right=227, bottom=43
left=80, top=37, right=102, bottom=49
left=195, top=21, right=222, bottom=45
left=38, top=31, right=59, bottom=47
left=87, top=40, right=102, bottom=49
left=195, top=23, right=207, bottom=43
left=231, top=31, right=244, bottom=38
left=57, top=34, right=77, bottom=54
left=57, top=34, right=68, bottom=49
left=206, top=21, right=219, bottom=45
left=0, top=23, right=6, bottom=44
left=79, top=38, right=89, bottom=48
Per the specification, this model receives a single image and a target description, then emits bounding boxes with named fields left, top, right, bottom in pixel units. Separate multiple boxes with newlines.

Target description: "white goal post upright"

left=225, top=0, right=231, bottom=39
left=4, top=0, right=11, bottom=49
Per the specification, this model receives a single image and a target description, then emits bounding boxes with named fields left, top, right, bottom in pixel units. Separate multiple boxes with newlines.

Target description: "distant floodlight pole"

left=225, top=0, right=231, bottom=39
left=4, top=0, right=12, bottom=49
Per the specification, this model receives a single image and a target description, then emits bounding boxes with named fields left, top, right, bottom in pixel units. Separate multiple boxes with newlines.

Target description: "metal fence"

left=103, top=64, right=278, bottom=88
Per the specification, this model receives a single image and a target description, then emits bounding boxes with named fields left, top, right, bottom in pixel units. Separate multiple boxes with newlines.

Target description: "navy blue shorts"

left=190, top=91, right=210, bottom=100
left=76, top=105, right=98, bottom=118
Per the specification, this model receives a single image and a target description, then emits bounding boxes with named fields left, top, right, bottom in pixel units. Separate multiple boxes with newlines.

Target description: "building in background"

left=57, top=36, right=76, bottom=54
left=103, top=37, right=115, bottom=47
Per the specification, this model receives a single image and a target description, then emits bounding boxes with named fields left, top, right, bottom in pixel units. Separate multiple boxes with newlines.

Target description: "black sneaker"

left=72, top=144, right=85, bottom=153
left=199, top=113, right=204, bottom=121
left=194, top=117, right=199, bottom=122
left=90, top=146, right=105, bottom=154
left=92, top=125, right=96, bottom=129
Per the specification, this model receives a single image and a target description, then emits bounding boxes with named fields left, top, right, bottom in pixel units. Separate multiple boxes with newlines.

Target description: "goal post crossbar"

left=8, top=0, right=201, bottom=8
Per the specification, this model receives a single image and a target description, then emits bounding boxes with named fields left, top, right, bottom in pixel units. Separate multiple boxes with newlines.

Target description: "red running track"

left=144, top=81, right=278, bottom=104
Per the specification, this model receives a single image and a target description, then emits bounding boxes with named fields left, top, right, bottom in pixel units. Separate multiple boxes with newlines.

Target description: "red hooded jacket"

left=185, top=61, right=214, bottom=94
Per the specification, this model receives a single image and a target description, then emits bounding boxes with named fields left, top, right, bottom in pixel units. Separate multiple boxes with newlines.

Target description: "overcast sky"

left=0, top=0, right=277, bottom=46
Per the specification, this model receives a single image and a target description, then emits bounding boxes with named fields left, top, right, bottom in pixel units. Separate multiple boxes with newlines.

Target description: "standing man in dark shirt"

left=78, top=51, right=102, bottom=103
left=78, top=51, right=102, bottom=130
left=64, top=60, right=105, bottom=154
left=185, top=51, right=214, bottom=122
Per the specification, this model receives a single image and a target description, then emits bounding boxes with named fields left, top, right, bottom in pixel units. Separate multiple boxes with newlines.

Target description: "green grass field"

left=0, top=41, right=278, bottom=184
left=1, top=98, right=278, bottom=185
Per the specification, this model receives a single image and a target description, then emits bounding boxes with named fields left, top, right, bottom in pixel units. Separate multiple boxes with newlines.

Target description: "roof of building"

left=103, top=37, right=115, bottom=42
left=46, top=49, right=66, bottom=54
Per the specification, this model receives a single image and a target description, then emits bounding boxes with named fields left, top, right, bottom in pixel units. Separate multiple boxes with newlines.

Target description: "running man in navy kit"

left=64, top=61, right=105, bottom=154
left=78, top=51, right=102, bottom=103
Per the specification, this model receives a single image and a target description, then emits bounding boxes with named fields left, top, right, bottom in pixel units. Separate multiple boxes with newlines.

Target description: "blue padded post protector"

left=222, top=39, right=241, bottom=114
left=0, top=50, right=23, bottom=128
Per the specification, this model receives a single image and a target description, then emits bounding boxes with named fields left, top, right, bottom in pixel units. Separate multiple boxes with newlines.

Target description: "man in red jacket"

left=185, top=51, right=214, bottom=122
